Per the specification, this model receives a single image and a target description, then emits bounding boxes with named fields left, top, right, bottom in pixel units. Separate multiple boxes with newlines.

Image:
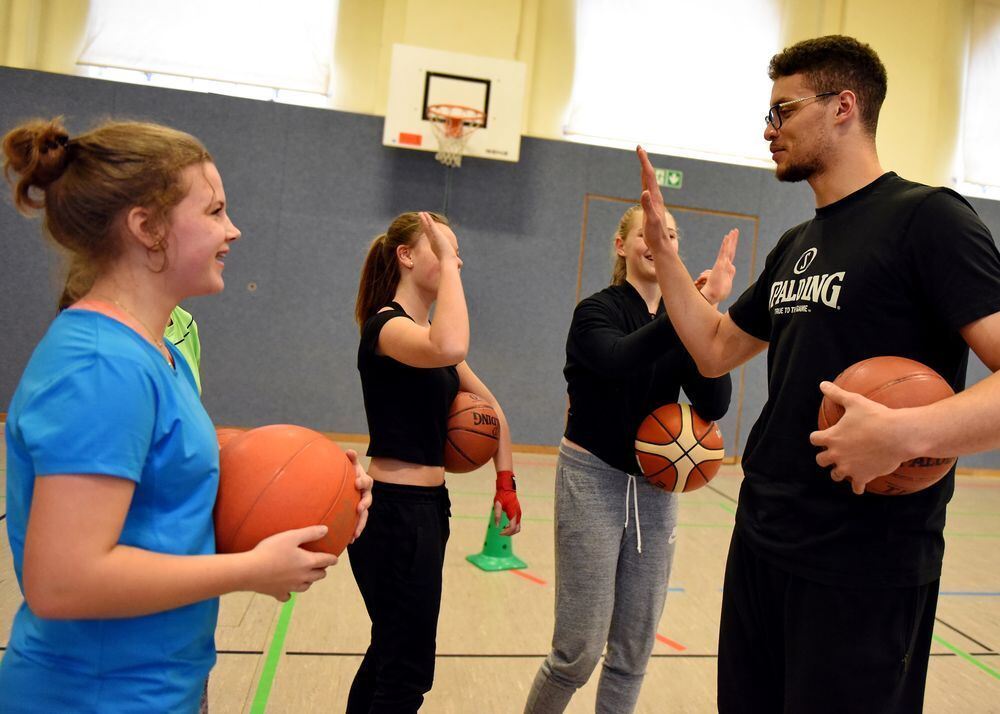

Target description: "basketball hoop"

left=427, top=104, right=486, bottom=168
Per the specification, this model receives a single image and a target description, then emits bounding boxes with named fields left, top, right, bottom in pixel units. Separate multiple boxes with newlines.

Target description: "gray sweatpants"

left=525, top=443, right=679, bottom=714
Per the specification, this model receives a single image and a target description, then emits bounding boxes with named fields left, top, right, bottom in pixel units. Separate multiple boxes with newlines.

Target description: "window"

left=956, top=0, right=1000, bottom=198
left=78, top=0, right=338, bottom=104
left=564, top=0, right=782, bottom=167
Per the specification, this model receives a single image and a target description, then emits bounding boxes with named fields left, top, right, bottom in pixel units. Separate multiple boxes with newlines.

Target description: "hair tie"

left=40, top=134, right=69, bottom=154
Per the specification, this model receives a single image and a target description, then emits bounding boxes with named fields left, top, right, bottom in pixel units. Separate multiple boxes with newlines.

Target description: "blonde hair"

left=354, top=211, right=450, bottom=330
left=3, top=117, right=212, bottom=305
left=610, top=205, right=642, bottom=286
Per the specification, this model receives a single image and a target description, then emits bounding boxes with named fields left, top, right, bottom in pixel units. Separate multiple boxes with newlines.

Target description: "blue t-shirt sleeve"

left=17, top=355, right=156, bottom=480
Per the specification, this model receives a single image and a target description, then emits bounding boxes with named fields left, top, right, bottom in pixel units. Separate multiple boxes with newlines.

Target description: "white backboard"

left=382, top=44, right=526, bottom=163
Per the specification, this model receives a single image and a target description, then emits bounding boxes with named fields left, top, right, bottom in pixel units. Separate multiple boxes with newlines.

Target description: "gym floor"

left=1, top=431, right=998, bottom=712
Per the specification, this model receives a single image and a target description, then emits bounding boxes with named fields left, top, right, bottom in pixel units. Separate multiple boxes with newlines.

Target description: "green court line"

left=250, top=594, right=298, bottom=713
left=716, top=502, right=736, bottom=515
left=945, top=532, right=1000, bottom=539
left=933, top=634, right=1000, bottom=681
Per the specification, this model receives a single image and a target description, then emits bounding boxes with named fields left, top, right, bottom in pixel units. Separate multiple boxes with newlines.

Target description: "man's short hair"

left=768, top=35, right=888, bottom=136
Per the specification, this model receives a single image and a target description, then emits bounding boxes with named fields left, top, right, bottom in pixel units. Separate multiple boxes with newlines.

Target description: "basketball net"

left=427, top=104, right=485, bottom=168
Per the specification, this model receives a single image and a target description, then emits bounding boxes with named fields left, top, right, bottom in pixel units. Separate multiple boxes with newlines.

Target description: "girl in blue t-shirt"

left=0, top=117, right=372, bottom=713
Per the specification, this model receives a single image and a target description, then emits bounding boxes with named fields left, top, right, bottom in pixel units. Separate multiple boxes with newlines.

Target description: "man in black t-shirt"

left=636, top=36, right=1000, bottom=713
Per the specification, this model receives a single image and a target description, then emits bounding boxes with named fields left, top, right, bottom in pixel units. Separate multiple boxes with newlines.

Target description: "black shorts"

left=718, top=529, right=939, bottom=714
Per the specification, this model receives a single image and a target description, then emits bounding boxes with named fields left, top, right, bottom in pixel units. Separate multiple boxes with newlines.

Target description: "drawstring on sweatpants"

left=624, top=473, right=642, bottom=554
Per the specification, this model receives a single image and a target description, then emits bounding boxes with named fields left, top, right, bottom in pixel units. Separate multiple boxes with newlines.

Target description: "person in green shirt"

left=165, top=304, right=202, bottom=394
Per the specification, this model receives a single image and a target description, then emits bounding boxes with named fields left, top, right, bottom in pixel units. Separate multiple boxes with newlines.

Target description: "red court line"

left=510, top=569, right=547, bottom=586
left=656, top=633, right=687, bottom=651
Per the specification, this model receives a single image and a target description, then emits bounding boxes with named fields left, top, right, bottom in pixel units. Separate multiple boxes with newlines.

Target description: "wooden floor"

left=1, top=433, right=999, bottom=712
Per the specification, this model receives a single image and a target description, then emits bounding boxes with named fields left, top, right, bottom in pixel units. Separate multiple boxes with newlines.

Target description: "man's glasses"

left=765, top=92, right=840, bottom=130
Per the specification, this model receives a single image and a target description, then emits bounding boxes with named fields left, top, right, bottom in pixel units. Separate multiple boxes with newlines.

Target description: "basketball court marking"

left=250, top=594, right=298, bottom=714
left=934, top=618, right=994, bottom=652
left=932, top=635, right=1000, bottom=681
left=940, top=591, right=1000, bottom=596
left=655, top=634, right=687, bottom=651
left=510, top=570, right=546, bottom=586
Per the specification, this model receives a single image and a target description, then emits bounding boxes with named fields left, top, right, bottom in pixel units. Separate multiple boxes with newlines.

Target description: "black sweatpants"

left=718, top=530, right=939, bottom=714
left=346, top=482, right=451, bottom=714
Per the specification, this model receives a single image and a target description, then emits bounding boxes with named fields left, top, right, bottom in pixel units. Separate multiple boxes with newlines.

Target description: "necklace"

left=92, top=294, right=172, bottom=362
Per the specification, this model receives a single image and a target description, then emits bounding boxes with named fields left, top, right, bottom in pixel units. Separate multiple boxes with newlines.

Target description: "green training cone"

left=466, top=511, right=527, bottom=572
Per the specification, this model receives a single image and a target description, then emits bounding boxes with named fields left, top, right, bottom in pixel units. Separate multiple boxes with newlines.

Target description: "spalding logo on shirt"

left=793, top=247, right=817, bottom=274
left=768, top=247, right=845, bottom=314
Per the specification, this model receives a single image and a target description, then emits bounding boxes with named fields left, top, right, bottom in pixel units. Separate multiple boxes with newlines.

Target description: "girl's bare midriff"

left=368, top=456, right=446, bottom=487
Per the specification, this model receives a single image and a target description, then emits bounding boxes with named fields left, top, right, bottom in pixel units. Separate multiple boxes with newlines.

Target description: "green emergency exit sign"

left=654, top=168, right=683, bottom=189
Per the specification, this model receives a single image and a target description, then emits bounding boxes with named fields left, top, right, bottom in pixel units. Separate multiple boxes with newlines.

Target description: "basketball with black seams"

left=817, top=355, right=956, bottom=495
left=634, top=403, right=725, bottom=492
left=214, top=424, right=360, bottom=555
left=443, top=391, right=501, bottom=473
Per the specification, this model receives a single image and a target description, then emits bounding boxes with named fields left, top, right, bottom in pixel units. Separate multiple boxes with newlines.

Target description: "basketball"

left=443, top=391, right=501, bottom=473
left=215, top=426, right=245, bottom=450
left=634, top=403, right=725, bottom=492
left=214, top=424, right=360, bottom=555
left=818, top=356, right=956, bottom=495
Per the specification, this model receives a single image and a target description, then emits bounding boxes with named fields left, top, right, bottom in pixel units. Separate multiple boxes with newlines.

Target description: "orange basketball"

left=634, top=403, right=725, bottom=492
left=214, top=424, right=360, bottom=555
left=818, top=356, right=956, bottom=495
left=443, top=391, right=501, bottom=473
left=215, top=426, right=245, bottom=451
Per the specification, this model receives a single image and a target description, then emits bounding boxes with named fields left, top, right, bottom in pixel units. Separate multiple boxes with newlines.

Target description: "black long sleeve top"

left=563, top=282, right=733, bottom=474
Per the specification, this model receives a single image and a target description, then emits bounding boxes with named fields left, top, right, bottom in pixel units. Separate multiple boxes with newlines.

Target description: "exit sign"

left=654, top=168, right=683, bottom=189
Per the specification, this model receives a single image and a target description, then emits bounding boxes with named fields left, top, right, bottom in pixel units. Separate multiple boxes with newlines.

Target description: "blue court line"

left=940, top=591, right=1000, bottom=597
left=668, top=587, right=685, bottom=593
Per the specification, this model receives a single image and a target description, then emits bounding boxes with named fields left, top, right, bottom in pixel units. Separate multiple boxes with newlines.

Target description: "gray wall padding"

left=2, top=67, right=998, bottom=469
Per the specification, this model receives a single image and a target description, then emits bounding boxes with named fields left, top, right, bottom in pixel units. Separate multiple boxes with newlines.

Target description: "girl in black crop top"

left=525, top=205, right=736, bottom=713
left=348, top=211, right=522, bottom=713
